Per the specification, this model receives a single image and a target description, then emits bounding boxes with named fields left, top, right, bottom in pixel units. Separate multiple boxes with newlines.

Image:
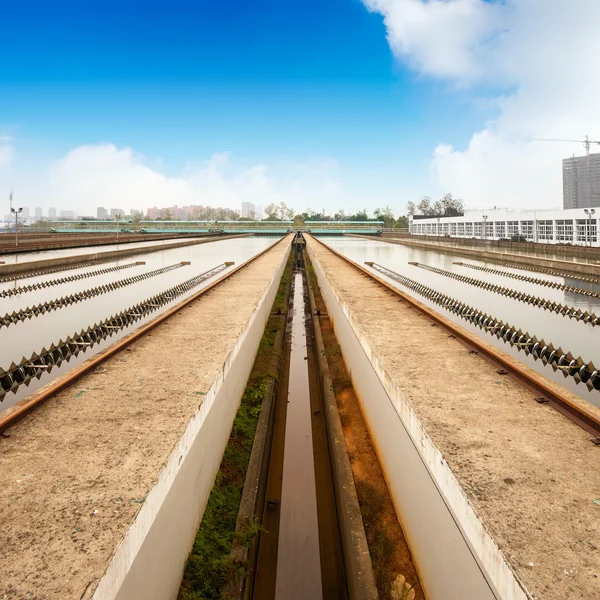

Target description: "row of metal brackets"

left=0, top=262, right=189, bottom=329
left=366, top=262, right=599, bottom=392
left=411, top=262, right=599, bottom=326
left=454, top=262, right=599, bottom=298
left=502, top=261, right=600, bottom=286
left=0, top=262, right=233, bottom=400
left=0, top=260, right=145, bottom=298
left=0, top=260, right=100, bottom=284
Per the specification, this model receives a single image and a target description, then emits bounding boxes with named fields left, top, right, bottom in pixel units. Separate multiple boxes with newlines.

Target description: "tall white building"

left=241, top=202, right=255, bottom=219
left=34, top=207, right=43, bottom=219
left=97, top=206, right=108, bottom=219
left=48, top=207, right=57, bottom=219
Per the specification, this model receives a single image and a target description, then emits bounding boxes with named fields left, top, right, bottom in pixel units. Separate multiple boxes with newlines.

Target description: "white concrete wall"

left=91, top=241, right=291, bottom=600
left=307, top=241, right=531, bottom=600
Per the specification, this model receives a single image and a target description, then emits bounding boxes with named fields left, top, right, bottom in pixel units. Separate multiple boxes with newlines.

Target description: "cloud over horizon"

left=43, top=144, right=350, bottom=215
left=363, top=0, right=600, bottom=209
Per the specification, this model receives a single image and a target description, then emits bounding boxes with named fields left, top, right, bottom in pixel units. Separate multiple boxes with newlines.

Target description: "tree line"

left=407, top=193, right=464, bottom=217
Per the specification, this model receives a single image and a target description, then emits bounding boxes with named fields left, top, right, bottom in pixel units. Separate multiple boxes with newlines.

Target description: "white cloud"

left=364, top=0, right=600, bottom=208
left=0, top=136, right=13, bottom=167
left=45, top=144, right=353, bottom=215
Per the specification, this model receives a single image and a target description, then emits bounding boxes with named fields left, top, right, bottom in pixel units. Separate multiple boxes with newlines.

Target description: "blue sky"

left=0, top=0, right=595, bottom=215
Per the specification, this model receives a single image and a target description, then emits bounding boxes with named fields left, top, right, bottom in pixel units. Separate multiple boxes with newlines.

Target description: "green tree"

left=374, top=206, right=395, bottom=228
left=417, top=196, right=433, bottom=216
left=264, top=203, right=280, bottom=220
left=130, top=210, right=144, bottom=223
left=395, top=215, right=409, bottom=229
left=406, top=201, right=416, bottom=216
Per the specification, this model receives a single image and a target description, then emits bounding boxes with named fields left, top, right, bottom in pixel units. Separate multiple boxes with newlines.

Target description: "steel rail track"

left=0, top=235, right=290, bottom=432
left=308, top=235, right=600, bottom=441
left=411, top=262, right=599, bottom=325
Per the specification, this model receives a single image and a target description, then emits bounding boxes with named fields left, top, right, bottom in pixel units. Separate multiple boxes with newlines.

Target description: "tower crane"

left=533, top=135, right=600, bottom=155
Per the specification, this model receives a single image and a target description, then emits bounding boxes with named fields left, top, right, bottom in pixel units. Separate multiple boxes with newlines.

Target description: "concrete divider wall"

left=0, top=235, right=246, bottom=277
left=363, top=235, right=600, bottom=277
left=306, top=242, right=531, bottom=600
left=91, top=241, right=291, bottom=600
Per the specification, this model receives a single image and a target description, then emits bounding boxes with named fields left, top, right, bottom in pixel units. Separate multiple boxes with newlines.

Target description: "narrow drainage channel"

left=253, top=244, right=346, bottom=600
left=275, top=269, right=322, bottom=598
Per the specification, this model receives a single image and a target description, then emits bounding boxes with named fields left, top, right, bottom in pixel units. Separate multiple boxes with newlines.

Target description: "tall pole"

left=585, top=209, right=596, bottom=247
left=482, top=214, right=488, bottom=241
left=11, top=207, right=22, bottom=247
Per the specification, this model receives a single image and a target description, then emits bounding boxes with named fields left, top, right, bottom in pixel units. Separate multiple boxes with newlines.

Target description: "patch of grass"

left=178, top=376, right=269, bottom=600
left=178, top=252, right=293, bottom=600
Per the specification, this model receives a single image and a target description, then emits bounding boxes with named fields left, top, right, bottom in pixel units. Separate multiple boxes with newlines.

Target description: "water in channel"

left=275, top=271, right=322, bottom=600
left=0, top=236, right=280, bottom=411
left=320, top=237, right=600, bottom=407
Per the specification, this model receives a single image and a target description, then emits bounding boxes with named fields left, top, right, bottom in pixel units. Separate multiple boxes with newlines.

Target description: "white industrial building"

left=409, top=207, right=599, bottom=247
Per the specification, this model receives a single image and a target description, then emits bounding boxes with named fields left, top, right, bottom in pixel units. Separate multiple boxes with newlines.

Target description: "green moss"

left=178, top=253, right=293, bottom=600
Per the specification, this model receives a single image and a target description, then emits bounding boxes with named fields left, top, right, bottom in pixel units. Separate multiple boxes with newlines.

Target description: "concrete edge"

left=90, top=237, right=292, bottom=600
left=225, top=257, right=294, bottom=600
left=0, top=235, right=245, bottom=277
left=306, top=239, right=532, bottom=600
left=351, top=234, right=600, bottom=277
left=225, top=346, right=281, bottom=599
left=306, top=257, right=379, bottom=600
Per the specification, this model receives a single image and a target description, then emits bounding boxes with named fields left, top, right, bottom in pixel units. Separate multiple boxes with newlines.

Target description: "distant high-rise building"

left=110, top=208, right=125, bottom=218
left=21, top=207, right=30, bottom=220
left=97, top=206, right=108, bottom=219
left=48, top=207, right=57, bottom=219
left=241, top=202, right=255, bottom=218
left=255, top=204, right=263, bottom=221
left=563, top=153, right=600, bottom=209
left=34, top=207, right=43, bottom=219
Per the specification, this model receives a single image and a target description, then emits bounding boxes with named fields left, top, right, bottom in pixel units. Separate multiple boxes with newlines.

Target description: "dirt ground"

left=0, top=237, right=291, bottom=600
left=307, top=236, right=600, bottom=600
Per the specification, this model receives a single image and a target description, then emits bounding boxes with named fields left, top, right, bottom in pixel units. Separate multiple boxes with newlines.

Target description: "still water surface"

left=321, top=238, right=600, bottom=407
left=0, top=236, right=279, bottom=410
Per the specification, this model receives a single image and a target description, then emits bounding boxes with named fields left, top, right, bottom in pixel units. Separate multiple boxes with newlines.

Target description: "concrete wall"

left=0, top=236, right=242, bottom=277
left=368, top=235, right=600, bottom=277
left=306, top=242, right=531, bottom=600
left=91, top=242, right=291, bottom=600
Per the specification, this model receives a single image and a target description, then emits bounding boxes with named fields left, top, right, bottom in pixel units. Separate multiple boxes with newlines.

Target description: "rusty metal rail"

left=0, top=235, right=290, bottom=431
left=308, top=235, right=600, bottom=440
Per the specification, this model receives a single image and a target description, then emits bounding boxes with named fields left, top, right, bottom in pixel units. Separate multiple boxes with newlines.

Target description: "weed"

left=178, top=253, right=293, bottom=600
